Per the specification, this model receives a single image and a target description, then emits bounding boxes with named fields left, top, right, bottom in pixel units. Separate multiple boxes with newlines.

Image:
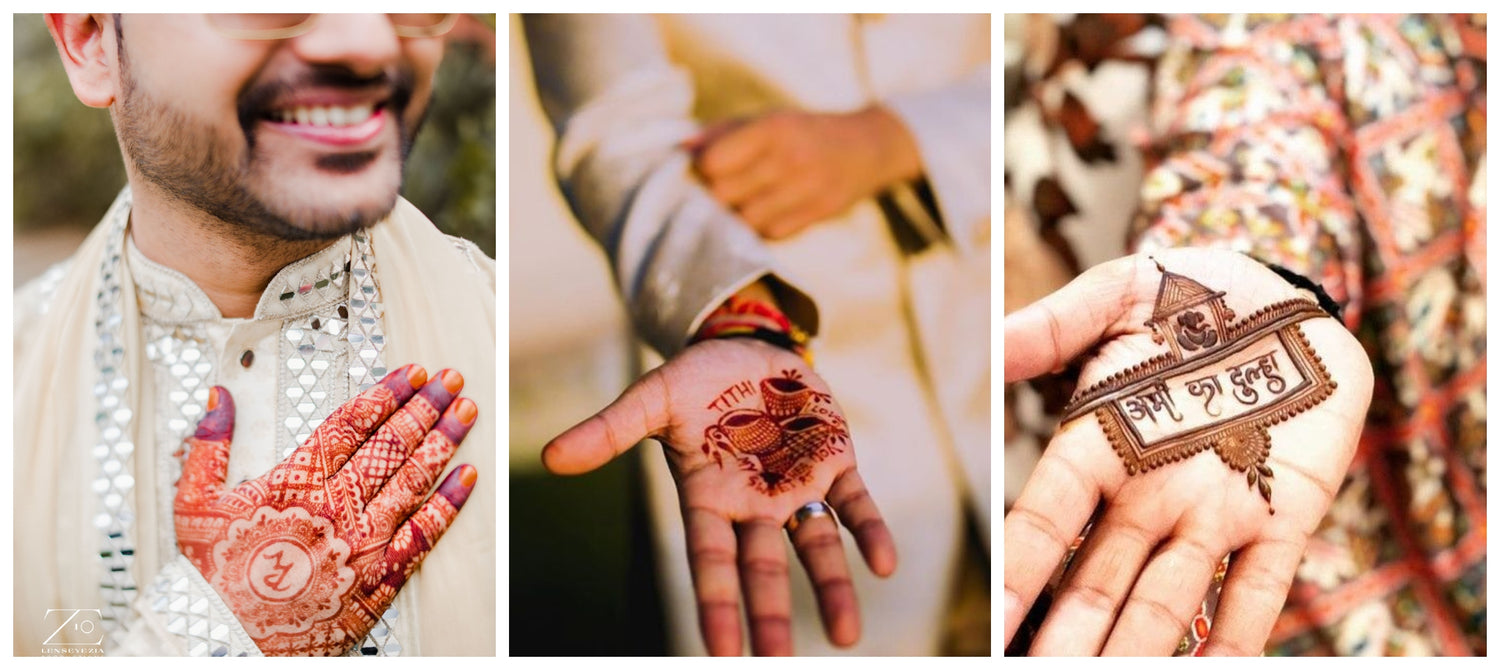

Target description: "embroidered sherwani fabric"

left=524, top=14, right=990, bottom=654
left=13, top=189, right=497, bottom=656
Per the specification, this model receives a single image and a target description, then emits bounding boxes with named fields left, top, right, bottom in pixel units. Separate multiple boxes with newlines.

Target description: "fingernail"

left=207, top=387, right=220, bottom=412
left=455, top=398, right=477, bottom=424
left=459, top=464, right=477, bottom=487
left=407, top=364, right=428, bottom=388
left=440, top=369, right=464, bottom=394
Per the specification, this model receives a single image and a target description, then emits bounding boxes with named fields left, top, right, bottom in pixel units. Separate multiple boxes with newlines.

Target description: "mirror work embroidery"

left=1060, top=262, right=1338, bottom=512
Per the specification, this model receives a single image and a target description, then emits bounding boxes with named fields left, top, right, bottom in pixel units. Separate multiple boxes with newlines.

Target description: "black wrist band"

left=1261, top=261, right=1344, bottom=325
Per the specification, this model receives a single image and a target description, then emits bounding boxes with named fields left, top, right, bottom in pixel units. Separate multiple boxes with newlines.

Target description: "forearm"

left=524, top=14, right=819, bottom=357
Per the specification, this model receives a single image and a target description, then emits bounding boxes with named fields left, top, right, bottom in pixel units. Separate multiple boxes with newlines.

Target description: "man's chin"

left=248, top=168, right=403, bottom=240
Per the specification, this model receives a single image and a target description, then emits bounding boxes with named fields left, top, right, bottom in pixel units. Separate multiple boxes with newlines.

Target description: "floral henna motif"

left=1060, top=263, right=1338, bottom=512
left=211, top=507, right=355, bottom=638
left=702, top=369, right=849, bottom=495
left=173, top=365, right=479, bottom=656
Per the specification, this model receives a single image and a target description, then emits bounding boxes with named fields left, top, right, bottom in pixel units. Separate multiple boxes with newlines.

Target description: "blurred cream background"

left=507, top=17, right=669, bottom=654
left=507, top=17, right=632, bottom=471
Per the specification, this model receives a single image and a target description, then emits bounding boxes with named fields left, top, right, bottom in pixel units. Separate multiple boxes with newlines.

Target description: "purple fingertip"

left=378, top=364, right=424, bottom=404
left=436, top=464, right=477, bottom=510
left=433, top=398, right=477, bottom=443
left=193, top=386, right=235, bottom=441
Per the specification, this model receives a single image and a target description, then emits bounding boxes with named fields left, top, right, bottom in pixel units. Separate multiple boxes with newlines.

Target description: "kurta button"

left=240, top=350, right=255, bottom=368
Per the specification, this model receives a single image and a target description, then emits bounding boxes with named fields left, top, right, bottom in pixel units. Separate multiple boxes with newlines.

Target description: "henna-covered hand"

left=174, top=365, right=479, bottom=656
left=1003, top=249, right=1374, bottom=656
left=544, top=338, right=897, bottom=656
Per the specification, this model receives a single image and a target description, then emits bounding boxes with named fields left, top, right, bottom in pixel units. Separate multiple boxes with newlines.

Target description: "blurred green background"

left=12, top=13, right=496, bottom=283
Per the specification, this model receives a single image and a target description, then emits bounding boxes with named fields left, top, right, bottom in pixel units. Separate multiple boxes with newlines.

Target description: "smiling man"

left=14, top=14, right=495, bottom=656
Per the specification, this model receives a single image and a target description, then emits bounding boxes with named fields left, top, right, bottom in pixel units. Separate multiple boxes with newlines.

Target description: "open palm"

left=545, top=338, right=897, bottom=655
left=1004, top=249, right=1374, bottom=655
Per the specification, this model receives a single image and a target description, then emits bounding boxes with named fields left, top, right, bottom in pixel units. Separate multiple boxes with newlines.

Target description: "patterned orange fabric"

left=1133, top=14, right=1486, bottom=656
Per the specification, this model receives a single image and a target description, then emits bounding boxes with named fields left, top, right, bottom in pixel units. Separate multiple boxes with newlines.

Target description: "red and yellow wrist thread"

left=690, top=295, right=813, bottom=365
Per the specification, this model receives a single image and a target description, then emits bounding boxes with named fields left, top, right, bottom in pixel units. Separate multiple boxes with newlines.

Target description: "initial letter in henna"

left=1060, top=264, right=1338, bottom=512
left=702, top=369, right=850, bottom=495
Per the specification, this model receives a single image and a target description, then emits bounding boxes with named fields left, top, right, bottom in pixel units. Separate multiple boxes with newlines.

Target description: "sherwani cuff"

left=883, top=66, right=992, bottom=255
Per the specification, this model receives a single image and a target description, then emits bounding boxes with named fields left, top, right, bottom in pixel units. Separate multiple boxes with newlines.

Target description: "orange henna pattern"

left=703, top=369, right=850, bottom=494
left=174, top=366, right=478, bottom=656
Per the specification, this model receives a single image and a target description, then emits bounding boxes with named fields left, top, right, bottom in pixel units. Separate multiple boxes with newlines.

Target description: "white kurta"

left=524, top=14, right=991, bottom=655
left=13, top=191, right=497, bottom=656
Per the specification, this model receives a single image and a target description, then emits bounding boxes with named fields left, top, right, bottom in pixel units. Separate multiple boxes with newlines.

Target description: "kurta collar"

left=126, top=228, right=354, bottom=324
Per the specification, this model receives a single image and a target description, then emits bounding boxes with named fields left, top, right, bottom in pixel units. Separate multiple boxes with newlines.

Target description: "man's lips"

left=261, top=106, right=388, bottom=147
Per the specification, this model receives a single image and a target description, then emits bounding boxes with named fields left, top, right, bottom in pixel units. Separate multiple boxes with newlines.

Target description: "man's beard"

left=112, top=38, right=422, bottom=242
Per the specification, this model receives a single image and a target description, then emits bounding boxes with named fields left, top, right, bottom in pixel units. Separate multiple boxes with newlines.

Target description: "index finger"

left=1003, top=450, right=1102, bottom=648
left=1004, top=256, right=1143, bottom=383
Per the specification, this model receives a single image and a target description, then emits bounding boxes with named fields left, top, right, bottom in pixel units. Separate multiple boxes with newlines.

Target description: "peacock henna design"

left=173, top=365, right=479, bottom=656
left=1059, top=262, right=1338, bottom=512
left=702, top=369, right=851, bottom=495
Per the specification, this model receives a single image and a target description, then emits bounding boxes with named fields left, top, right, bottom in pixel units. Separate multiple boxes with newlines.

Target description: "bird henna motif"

left=702, top=370, right=850, bottom=495
left=174, top=365, right=477, bottom=655
left=1060, top=263, right=1338, bottom=512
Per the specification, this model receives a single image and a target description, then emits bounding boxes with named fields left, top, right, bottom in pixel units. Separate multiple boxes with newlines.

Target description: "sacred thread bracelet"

left=1058, top=260, right=1338, bottom=513
left=691, top=295, right=813, bottom=364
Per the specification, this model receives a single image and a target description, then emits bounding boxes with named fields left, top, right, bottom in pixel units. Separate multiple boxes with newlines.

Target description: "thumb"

left=542, top=369, right=671, bottom=475
left=1004, top=255, right=1146, bottom=383
left=176, top=386, right=235, bottom=506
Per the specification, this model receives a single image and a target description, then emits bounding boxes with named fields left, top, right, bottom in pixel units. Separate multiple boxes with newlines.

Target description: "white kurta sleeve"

left=521, top=14, right=819, bottom=357
left=882, top=64, right=993, bottom=254
left=114, top=555, right=262, bottom=657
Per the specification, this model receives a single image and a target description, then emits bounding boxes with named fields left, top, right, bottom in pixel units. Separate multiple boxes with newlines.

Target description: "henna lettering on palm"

left=174, top=365, right=478, bottom=655
left=702, top=370, right=850, bottom=495
left=1060, top=262, right=1338, bottom=512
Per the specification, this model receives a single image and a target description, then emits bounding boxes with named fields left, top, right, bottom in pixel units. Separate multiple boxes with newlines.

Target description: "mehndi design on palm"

left=1059, top=261, right=1337, bottom=511
left=703, top=370, right=851, bottom=494
left=174, top=364, right=478, bottom=656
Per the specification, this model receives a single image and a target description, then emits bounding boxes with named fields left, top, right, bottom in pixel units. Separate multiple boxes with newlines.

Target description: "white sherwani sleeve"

left=520, top=14, right=819, bottom=357
left=883, top=63, right=993, bottom=254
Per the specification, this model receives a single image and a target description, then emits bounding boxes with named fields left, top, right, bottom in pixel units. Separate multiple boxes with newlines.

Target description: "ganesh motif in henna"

left=702, top=369, right=851, bottom=495
left=1059, top=262, right=1338, bottom=512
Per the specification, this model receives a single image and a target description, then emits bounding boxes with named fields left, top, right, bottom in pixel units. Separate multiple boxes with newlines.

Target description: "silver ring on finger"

left=785, top=500, right=837, bottom=534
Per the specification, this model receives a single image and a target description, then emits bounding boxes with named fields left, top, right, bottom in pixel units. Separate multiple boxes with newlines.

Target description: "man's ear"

left=45, top=13, right=118, bottom=108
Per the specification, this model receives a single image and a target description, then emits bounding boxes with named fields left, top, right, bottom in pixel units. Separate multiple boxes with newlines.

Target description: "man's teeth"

left=275, top=105, right=375, bottom=127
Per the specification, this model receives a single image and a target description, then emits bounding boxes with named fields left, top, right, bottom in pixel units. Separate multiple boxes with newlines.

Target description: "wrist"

left=691, top=293, right=813, bottom=364
left=855, top=105, right=922, bottom=189
left=1257, top=261, right=1344, bottom=325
